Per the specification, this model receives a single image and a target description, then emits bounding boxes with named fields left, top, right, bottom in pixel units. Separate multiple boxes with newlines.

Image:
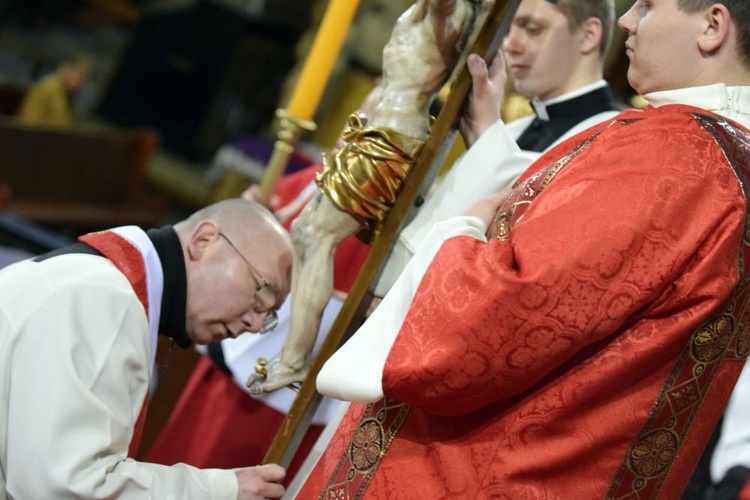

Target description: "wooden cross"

left=262, top=0, right=522, bottom=468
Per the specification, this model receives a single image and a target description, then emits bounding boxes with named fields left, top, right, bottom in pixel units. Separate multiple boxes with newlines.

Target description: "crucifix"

left=247, top=0, right=522, bottom=467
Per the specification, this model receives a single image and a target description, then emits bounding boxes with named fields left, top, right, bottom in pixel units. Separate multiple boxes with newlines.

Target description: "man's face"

left=184, top=227, right=290, bottom=345
left=64, top=67, right=88, bottom=92
left=503, top=0, right=585, bottom=100
left=618, top=0, right=705, bottom=95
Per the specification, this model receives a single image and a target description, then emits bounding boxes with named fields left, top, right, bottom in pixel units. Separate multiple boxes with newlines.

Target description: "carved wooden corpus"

left=262, top=0, right=522, bottom=468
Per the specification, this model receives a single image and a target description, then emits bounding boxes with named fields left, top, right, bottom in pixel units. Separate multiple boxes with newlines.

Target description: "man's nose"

left=502, top=28, right=522, bottom=55
left=618, top=4, right=637, bottom=34
left=240, top=310, right=265, bottom=333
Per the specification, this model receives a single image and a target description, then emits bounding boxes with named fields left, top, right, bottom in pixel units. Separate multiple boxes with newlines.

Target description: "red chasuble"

left=299, top=105, right=750, bottom=499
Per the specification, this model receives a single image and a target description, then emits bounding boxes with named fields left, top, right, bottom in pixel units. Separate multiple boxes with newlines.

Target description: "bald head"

left=176, top=198, right=295, bottom=343
left=176, top=197, right=294, bottom=291
left=176, top=198, right=279, bottom=237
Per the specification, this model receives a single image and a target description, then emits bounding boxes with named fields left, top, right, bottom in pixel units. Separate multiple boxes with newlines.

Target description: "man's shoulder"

left=6, top=253, right=133, bottom=297
left=0, top=255, right=140, bottom=337
left=592, top=107, right=750, bottom=179
left=31, top=74, right=65, bottom=95
left=620, top=105, right=750, bottom=140
left=536, top=106, right=738, bottom=168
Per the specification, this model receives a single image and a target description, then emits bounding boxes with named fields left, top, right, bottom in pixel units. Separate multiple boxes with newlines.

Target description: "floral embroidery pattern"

left=350, top=419, right=383, bottom=471
left=629, top=429, right=679, bottom=477
left=692, top=315, right=733, bottom=363
left=321, top=399, right=409, bottom=500
left=608, top=113, right=750, bottom=499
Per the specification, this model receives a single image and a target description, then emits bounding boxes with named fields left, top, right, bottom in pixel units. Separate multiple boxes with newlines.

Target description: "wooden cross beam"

left=262, top=0, right=522, bottom=468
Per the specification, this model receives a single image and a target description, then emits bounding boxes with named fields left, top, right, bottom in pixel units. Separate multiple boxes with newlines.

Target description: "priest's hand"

left=463, top=188, right=511, bottom=228
left=241, top=184, right=279, bottom=212
left=234, top=464, right=285, bottom=499
left=246, top=354, right=307, bottom=395
left=459, top=50, right=507, bottom=148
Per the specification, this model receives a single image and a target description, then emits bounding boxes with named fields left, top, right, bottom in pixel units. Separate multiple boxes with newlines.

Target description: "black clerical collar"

left=515, top=84, right=624, bottom=153
left=530, top=84, right=621, bottom=122
left=147, top=226, right=191, bottom=348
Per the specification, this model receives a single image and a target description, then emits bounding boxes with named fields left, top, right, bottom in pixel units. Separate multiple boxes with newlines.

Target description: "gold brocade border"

left=320, top=399, right=410, bottom=500
left=606, top=113, right=750, bottom=499
left=488, top=130, right=604, bottom=241
left=315, top=113, right=425, bottom=241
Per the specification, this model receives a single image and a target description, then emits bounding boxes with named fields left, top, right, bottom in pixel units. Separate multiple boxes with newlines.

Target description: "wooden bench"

left=0, top=85, right=26, bottom=116
left=0, top=118, right=167, bottom=232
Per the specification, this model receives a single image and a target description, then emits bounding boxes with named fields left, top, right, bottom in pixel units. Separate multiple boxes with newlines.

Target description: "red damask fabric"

left=299, top=106, right=750, bottom=499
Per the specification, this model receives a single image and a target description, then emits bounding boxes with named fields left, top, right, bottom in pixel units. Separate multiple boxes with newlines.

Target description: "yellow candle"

left=286, top=0, right=361, bottom=121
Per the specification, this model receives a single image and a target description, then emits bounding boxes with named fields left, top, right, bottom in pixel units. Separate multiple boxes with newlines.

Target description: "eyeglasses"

left=218, top=232, right=279, bottom=333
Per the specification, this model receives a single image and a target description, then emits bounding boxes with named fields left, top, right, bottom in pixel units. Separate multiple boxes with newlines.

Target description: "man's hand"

left=234, top=464, right=285, bottom=500
left=462, top=188, right=511, bottom=228
left=241, top=184, right=279, bottom=211
left=459, top=50, right=507, bottom=148
left=366, top=296, right=383, bottom=317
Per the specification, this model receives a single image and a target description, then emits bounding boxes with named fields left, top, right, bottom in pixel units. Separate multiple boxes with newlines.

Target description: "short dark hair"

left=557, top=0, right=616, bottom=59
left=678, top=0, right=750, bottom=66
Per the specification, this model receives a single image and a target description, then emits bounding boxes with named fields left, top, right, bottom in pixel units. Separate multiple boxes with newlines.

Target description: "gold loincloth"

left=315, top=113, right=425, bottom=241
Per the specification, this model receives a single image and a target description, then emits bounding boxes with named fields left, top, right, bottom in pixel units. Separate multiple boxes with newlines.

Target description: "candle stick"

left=286, top=0, right=362, bottom=121
left=260, top=110, right=317, bottom=195
left=260, top=0, right=361, bottom=195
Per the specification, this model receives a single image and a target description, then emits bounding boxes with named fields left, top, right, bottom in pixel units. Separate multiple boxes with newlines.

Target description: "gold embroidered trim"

left=490, top=131, right=601, bottom=241
left=320, top=399, right=410, bottom=500
left=608, top=304, right=746, bottom=498
left=607, top=113, right=750, bottom=498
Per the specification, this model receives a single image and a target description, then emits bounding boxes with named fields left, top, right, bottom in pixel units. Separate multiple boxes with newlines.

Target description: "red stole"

left=78, top=230, right=151, bottom=458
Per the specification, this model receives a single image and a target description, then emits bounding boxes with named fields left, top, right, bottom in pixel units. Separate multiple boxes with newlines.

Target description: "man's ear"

left=579, top=17, right=603, bottom=56
left=186, top=221, right=219, bottom=262
left=697, top=4, right=731, bottom=54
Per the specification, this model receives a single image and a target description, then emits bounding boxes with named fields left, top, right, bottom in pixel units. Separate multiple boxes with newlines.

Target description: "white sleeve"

left=375, top=120, right=537, bottom=296
left=5, top=284, right=238, bottom=500
left=317, top=216, right=488, bottom=403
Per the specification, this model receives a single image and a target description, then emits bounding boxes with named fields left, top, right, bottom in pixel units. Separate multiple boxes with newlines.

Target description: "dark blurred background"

left=0, top=0, right=638, bottom=247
